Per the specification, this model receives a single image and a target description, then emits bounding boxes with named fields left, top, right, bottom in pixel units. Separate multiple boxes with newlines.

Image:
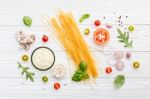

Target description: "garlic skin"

left=16, top=31, right=35, bottom=51
left=105, top=23, right=112, bottom=29
left=52, top=64, right=66, bottom=78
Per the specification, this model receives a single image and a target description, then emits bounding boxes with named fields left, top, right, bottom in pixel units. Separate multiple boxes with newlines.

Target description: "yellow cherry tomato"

left=22, top=55, right=29, bottom=62
left=42, top=76, right=48, bottom=83
left=133, top=61, right=140, bottom=69
left=84, top=28, right=90, bottom=35
left=128, top=25, right=135, bottom=32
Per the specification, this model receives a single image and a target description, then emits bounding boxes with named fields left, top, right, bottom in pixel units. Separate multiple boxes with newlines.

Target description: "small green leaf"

left=114, top=75, right=125, bottom=89
left=29, top=76, right=34, bottom=82
left=30, top=72, right=35, bottom=76
left=72, top=73, right=83, bottom=82
left=117, top=28, right=123, bottom=37
left=83, top=72, right=89, bottom=80
left=79, top=14, right=90, bottom=23
left=26, top=74, right=29, bottom=80
left=126, top=34, right=129, bottom=41
left=123, top=32, right=126, bottom=38
left=75, top=69, right=84, bottom=74
left=117, top=36, right=122, bottom=38
left=23, top=16, right=32, bottom=27
left=21, top=71, right=25, bottom=75
left=79, top=61, right=87, bottom=71
left=24, top=67, right=29, bottom=70
left=119, top=40, right=124, bottom=42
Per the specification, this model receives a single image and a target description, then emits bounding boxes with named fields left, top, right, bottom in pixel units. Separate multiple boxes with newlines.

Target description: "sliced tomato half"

left=94, top=28, right=110, bottom=45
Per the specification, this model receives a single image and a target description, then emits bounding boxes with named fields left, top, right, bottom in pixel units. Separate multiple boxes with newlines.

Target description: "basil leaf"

left=23, top=16, right=32, bottom=27
left=72, top=73, right=83, bottom=82
left=114, top=75, right=125, bottom=89
left=83, top=72, right=89, bottom=80
left=79, top=14, right=90, bottom=23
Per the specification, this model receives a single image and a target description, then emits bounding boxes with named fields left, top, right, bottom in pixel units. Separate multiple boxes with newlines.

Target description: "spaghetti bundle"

left=47, top=11, right=99, bottom=78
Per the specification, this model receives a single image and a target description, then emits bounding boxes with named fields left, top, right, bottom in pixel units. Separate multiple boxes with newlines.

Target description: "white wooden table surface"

left=0, top=0, right=150, bottom=99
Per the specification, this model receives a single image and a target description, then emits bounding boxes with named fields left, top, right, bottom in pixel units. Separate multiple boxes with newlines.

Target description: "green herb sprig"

left=17, top=62, right=35, bottom=82
left=117, top=28, right=133, bottom=48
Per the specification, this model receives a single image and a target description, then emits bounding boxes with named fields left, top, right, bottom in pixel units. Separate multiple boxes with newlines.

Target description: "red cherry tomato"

left=42, top=35, right=48, bottom=42
left=105, top=67, right=112, bottom=74
left=94, top=20, right=101, bottom=26
left=94, top=28, right=110, bottom=45
left=54, top=82, right=60, bottom=90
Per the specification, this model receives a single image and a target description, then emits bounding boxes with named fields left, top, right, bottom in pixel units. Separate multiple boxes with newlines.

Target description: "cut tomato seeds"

left=93, top=28, right=110, bottom=45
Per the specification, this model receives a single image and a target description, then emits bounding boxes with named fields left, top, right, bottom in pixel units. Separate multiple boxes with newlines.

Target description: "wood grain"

left=0, top=0, right=150, bottom=99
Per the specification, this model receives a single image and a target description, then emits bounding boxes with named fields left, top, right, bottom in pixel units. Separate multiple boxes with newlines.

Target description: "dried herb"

left=114, top=75, right=125, bottom=89
left=17, top=62, right=35, bottom=82
left=117, top=28, right=133, bottom=48
left=79, top=14, right=90, bottom=23
left=23, top=16, right=32, bottom=27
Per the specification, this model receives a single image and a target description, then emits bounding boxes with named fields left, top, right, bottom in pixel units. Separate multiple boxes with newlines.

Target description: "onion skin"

left=115, top=61, right=125, bottom=71
left=113, top=51, right=124, bottom=60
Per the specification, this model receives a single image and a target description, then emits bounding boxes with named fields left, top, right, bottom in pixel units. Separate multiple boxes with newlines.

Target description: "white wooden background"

left=0, top=0, right=150, bottom=99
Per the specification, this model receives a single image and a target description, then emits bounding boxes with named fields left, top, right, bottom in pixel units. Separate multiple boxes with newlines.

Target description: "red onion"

left=126, top=52, right=131, bottom=59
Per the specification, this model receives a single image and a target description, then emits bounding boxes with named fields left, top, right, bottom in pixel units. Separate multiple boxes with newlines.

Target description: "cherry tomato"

left=94, top=20, right=101, bottom=26
left=133, top=61, right=140, bottom=69
left=22, top=54, right=29, bottom=62
left=42, top=35, right=48, bottom=42
left=42, top=76, right=48, bottom=83
left=105, top=67, right=112, bottom=74
left=128, top=25, right=135, bottom=32
left=93, top=28, right=110, bottom=45
left=84, top=28, right=90, bottom=35
left=54, top=82, right=60, bottom=90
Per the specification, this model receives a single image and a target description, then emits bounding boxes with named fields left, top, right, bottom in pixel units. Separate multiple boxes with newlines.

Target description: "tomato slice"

left=94, top=28, right=110, bottom=45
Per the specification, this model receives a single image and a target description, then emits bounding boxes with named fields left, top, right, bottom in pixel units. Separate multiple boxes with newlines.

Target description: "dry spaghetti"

left=47, top=11, right=99, bottom=78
